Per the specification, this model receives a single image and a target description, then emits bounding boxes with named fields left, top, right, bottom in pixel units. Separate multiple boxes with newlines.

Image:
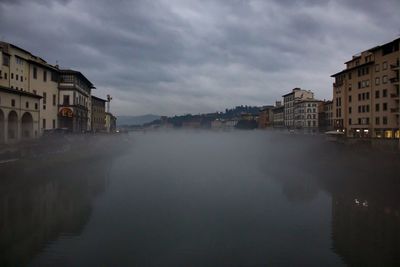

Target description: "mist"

left=1, top=130, right=399, bottom=266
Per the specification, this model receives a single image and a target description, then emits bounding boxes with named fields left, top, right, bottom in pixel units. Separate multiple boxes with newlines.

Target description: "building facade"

left=0, top=86, right=41, bottom=144
left=293, top=99, right=322, bottom=131
left=319, top=100, right=333, bottom=132
left=0, top=41, right=59, bottom=133
left=283, top=88, right=314, bottom=128
left=58, top=70, right=95, bottom=133
left=272, top=102, right=284, bottom=128
left=332, top=38, right=399, bottom=138
left=105, top=112, right=117, bottom=133
left=258, top=106, right=274, bottom=129
left=91, top=96, right=106, bottom=132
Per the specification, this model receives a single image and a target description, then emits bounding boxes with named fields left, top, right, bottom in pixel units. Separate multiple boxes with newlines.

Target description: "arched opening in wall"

left=21, top=112, right=34, bottom=139
left=0, top=109, right=5, bottom=144
left=8, top=111, right=18, bottom=141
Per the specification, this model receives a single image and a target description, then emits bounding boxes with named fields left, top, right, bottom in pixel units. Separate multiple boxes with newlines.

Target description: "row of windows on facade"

left=61, top=95, right=88, bottom=107
left=338, top=88, right=394, bottom=107
left=295, top=108, right=317, bottom=113
left=348, top=116, right=389, bottom=126
left=0, top=69, right=57, bottom=83
left=295, top=114, right=317, bottom=119
left=2, top=98, right=39, bottom=110
left=336, top=59, right=398, bottom=83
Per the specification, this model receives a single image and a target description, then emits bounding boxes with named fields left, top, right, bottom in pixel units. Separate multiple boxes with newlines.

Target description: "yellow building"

left=0, top=86, right=41, bottom=144
left=332, top=38, right=399, bottom=138
left=0, top=41, right=59, bottom=133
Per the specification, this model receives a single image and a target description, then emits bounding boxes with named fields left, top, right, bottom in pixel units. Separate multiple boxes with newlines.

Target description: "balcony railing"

left=390, top=77, right=399, bottom=84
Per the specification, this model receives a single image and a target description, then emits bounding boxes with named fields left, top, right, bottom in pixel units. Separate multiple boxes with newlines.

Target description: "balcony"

left=390, top=77, right=399, bottom=84
left=390, top=93, right=399, bottom=99
left=391, top=61, right=400, bottom=70
left=390, top=108, right=399, bottom=113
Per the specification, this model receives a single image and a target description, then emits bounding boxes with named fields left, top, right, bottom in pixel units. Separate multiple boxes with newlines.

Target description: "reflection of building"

left=58, top=70, right=95, bottom=133
left=0, top=86, right=41, bottom=144
left=0, top=157, right=110, bottom=266
left=91, top=96, right=106, bottom=132
left=283, top=88, right=314, bottom=128
left=332, top=37, right=400, bottom=138
left=331, top=192, right=400, bottom=267
left=0, top=41, right=60, bottom=133
left=293, top=99, right=323, bottom=131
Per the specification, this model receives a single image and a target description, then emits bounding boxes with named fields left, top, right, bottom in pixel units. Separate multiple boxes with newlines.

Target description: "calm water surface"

left=1, top=131, right=399, bottom=266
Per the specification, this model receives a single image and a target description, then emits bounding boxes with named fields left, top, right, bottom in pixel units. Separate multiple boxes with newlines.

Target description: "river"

left=0, top=130, right=399, bottom=266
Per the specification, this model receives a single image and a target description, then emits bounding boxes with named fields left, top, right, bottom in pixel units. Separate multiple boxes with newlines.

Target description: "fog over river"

left=1, top=131, right=399, bottom=267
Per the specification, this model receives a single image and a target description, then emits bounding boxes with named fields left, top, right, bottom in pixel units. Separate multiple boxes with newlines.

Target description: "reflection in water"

left=331, top=175, right=400, bottom=267
left=0, top=131, right=399, bottom=266
left=0, top=157, right=111, bottom=266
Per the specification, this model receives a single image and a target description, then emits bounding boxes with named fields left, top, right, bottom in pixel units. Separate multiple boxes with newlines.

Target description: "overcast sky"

left=0, top=0, right=399, bottom=116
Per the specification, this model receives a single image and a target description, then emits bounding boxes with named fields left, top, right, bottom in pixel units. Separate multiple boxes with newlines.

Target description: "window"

left=349, top=95, right=352, bottom=102
left=53, top=119, right=56, bottom=129
left=348, top=73, right=352, bottom=80
left=4, top=73, right=7, bottom=80
left=375, top=77, right=380, bottom=85
left=16, top=74, right=19, bottom=80
left=366, top=92, right=370, bottom=99
left=43, top=70, right=47, bottom=82
left=376, top=117, right=380, bottom=125
left=20, top=76, right=23, bottom=82
left=11, top=99, right=15, bottom=107
left=383, top=89, right=387, bottom=97
left=383, top=103, right=387, bottom=111
left=383, top=116, right=388, bottom=125
left=43, top=92, right=47, bottom=104
left=2, top=54, right=10, bottom=66
left=35, top=103, right=38, bottom=110
left=51, top=71, right=58, bottom=82
left=349, top=118, right=352, bottom=125
left=11, top=73, right=13, bottom=79
left=383, top=62, right=388, bottom=70
left=53, top=94, right=56, bottom=106
left=63, top=95, right=70, bottom=105
left=349, top=107, right=352, bottom=114
left=366, top=105, right=370, bottom=112
left=26, top=101, right=29, bottom=108
left=375, top=90, right=380, bottom=98
left=358, top=106, right=361, bottom=113
left=375, top=64, right=380, bottom=72
left=376, top=103, right=380, bottom=111
left=383, top=75, right=388, bottom=84
left=43, top=119, right=46, bottom=129
left=33, top=67, right=37, bottom=79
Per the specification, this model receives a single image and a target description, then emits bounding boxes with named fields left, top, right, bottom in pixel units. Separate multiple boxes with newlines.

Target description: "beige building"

left=58, top=69, right=95, bottom=133
left=283, top=88, right=314, bottom=128
left=272, top=101, right=284, bottom=128
left=91, top=96, right=106, bottom=132
left=319, top=100, right=333, bottom=131
left=293, top=99, right=323, bottom=131
left=0, top=86, right=41, bottom=144
left=0, top=41, right=59, bottom=133
left=105, top=112, right=117, bottom=133
left=332, top=38, right=399, bottom=138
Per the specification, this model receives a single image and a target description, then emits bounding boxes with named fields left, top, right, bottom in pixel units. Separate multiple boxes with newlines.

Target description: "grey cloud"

left=0, top=0, right=399, bottom=116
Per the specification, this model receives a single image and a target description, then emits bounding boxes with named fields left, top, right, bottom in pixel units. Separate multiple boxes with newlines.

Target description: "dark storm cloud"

left=0, top=0, right=399, bottom=115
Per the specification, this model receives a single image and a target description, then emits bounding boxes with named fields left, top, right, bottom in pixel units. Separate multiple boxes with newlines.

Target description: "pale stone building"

left=0, top=41, right=59, bottom=133
left=282, top=88, right=314, bottom=128
left=0, top=86, right=41, bottom=144
left=293, top=99, right=323, bottom=131
left=58, top=69, right=95, bottom=133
